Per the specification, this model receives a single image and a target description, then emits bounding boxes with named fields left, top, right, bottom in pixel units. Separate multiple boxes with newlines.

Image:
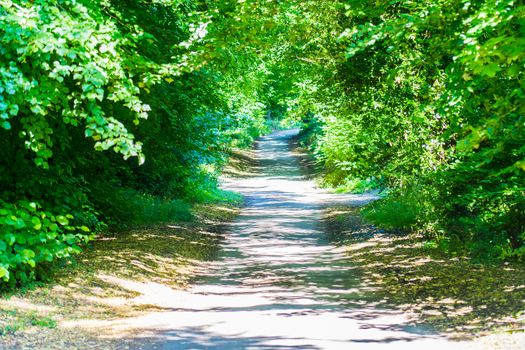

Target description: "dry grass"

left=321, top=205, right=525, bottom=339
left=0, top=203, right=241, bottom=349
left=221, top=148, right=260, bottom=178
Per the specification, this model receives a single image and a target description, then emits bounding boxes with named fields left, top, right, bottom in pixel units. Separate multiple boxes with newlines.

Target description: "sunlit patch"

left=0, top=299, right=56, bottom=314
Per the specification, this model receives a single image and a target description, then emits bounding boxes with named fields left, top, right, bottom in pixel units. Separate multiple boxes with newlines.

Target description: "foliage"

left=0, top=0, right=274, bottom=287
left=0, top=200, right=93, bottom=287
left=292, top=0, right=525, bottom=260
left=1, top=0, right=523, bottom=287
left=362, top=193, right=422, bottom=232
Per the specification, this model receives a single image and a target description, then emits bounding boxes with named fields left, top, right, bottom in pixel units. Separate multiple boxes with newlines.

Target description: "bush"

left=0, top=200, right=93, bottom=287
left=361, top=196, right=419, bottom=231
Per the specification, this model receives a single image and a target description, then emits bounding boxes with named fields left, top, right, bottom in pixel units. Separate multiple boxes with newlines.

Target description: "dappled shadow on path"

left=52, top=129, right=524, bottom=349
left=5, top=130, right=523, bottom=349
left=75, top=130, right=463, bottom=349
left=54, top=129, right=525, bottom=349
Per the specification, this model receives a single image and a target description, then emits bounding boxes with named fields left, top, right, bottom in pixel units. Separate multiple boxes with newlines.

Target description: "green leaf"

left=40, top=249, right=53, bottom=262
left=37, top=149, right=53, bottom=159
left=482, top=63, right=501, bottom=78
left=5, top=216, right=16, bottom=226
left=56, top=216, right=69, bottom=226
left=8, top=104, right=18, bottom=116
left=0, top=265, right=9, bottom=280
left=508, top=64, right=521, bottom=77
left=64, top=234, right=77, bottom=245
left=34, top=157, right=44, bottom=167
left=22, top=249, right=35, bottom=258
left=4, top=233, right=15, bottom=246
left=14, top=218, right=25, bottom=229
left=32, top=217, right=42, bottom=230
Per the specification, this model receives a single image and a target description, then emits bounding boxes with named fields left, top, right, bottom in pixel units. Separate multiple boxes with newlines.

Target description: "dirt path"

left=7, top=129, right=520, bottom=349
left=0, top=131, right=525, bottom=350
left=73, top=129, right=519, bottom=349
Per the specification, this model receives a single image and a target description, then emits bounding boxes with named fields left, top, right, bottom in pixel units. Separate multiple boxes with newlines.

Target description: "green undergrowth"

left=0, top=186, right=243, bottom=291
left=361, top=197, right=419, bottom=231
left=99, top=190, right=192, bottom=230
left=98, top=187, right=242, bottom=230
left=329, top=177, right=380, bottom=194
left=297, top=120, right=380, bottom=194
left=191, top=187, right=244, bottom=206
left=0, top=143, right=250, bottom=344
left=298, top=120, right=524, bottom=262
left=360, top=185, right=524, bottom=263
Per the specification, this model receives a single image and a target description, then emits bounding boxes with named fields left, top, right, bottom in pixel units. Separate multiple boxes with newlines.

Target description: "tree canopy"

left=0, top=0, right=524, bottom=286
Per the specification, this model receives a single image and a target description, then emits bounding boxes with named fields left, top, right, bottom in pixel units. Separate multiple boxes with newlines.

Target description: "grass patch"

left=29, top=314, right=57, bottom=328
left=101, top=189, right=193, bottom=229
left=191, top=188, right=243, bottom=205
left=330, top=177, right=380, bottom=194
left=0, top=309, right=56, bottom=336
left=361, top=195, right=419, bottom=231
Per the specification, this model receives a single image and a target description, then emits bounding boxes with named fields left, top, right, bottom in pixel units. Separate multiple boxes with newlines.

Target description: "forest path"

left=108, top=130, right=484, bottom=349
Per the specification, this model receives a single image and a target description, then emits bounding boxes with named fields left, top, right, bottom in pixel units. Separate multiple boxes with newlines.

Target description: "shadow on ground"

left=2, top=130, right=523, bottom=350
left=321, top=205, right=525, bottom=338
left=64, top=130, right=463, bottom=349
left=0, top=203, right=240, bottom=349
left=83, top=129, right=523, bottom=349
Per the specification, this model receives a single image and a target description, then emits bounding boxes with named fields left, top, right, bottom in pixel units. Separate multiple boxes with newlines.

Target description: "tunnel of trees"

left=0, top=0, right=524, bottom=287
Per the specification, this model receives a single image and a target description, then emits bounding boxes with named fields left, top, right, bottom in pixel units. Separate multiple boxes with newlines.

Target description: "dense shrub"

left=297, top=0, right=525, bottom=259
left=0, top=0, right=274, bottom=287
